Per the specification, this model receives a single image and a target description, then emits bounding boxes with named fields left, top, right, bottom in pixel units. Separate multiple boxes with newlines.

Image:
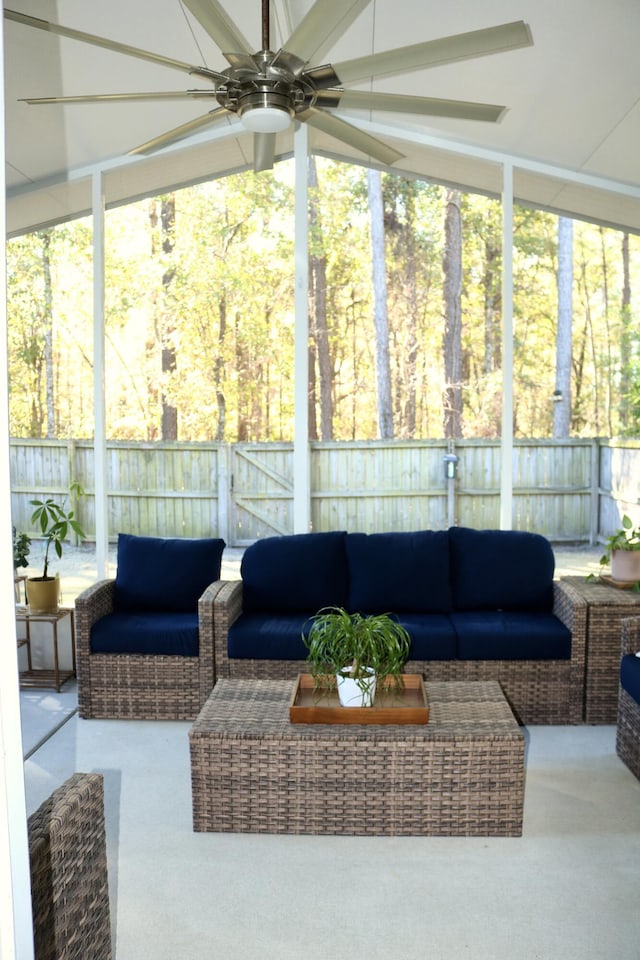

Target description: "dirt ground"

left=21, top=540, right=603, bottom=607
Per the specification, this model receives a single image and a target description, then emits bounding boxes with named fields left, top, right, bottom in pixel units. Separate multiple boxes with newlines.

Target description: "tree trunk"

left=483, top=237, right=501, bottom=374
left=235, top=310, right=249, bottom=441
left=309, top=157, right=334, bottom=440
left=619, top=232, right=632, bottom=428
left=367, top=168, right=394, bottom=439
left=443, top=189, right=463, bottom=438
left=41, top=230, right=55, bottom=438
left=553, top=216, right=573, bottom=438
left=402, top=181, right=419, bottom=437
left=160, top=195, right=178, bottom=441
left=214, top=296, right=227, bottom=442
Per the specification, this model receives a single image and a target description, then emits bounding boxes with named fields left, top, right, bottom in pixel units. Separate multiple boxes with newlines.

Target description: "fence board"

left=9, top=437, right=640, bottom=547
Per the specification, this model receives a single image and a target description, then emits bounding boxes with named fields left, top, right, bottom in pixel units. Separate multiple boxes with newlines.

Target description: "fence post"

left=589, top=438, right=600, bottom=545
left=217, top=444, right=230, bottom=545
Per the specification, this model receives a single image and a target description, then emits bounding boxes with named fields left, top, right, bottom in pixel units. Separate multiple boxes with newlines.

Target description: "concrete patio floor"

left=19, top=540, right=640, bottom=960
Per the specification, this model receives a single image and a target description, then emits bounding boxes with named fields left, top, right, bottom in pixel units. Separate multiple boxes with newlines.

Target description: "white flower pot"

left=336, top=667, right=377, bottom=707
left=611, top=550, right=640, bottom=584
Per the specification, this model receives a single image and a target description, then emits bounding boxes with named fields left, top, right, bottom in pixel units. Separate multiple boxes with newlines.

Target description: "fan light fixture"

left=239, top=104, right=292, bottom=133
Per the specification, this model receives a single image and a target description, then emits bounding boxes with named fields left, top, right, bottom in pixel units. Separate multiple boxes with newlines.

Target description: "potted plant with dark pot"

left=26, top=482, right=86, bottom=613
left=599, top=514, right=640, bottom=589
left=304, top=606, right=411, bottom=707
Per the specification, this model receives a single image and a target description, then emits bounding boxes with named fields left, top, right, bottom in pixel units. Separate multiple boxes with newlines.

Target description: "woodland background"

left=6, top=157, right=640, bottom=444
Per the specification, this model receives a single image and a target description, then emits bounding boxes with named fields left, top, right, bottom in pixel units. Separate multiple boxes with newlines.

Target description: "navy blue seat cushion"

left=241, top=532, right=348, bottom=614
left=90, top=612, right=199, bottom=656
left=114, top=533, right=225, bottom=613
left=620, top=653, right=640, bottom=704
left=227, top=612, right=457, bottom=663
left=395, top=614, right=457, bottom=660
left=228, top=613, right=310, bottom=660
left=449, top=527, right=555, bottom=612
left=450, top=612, right=571, bottom=660
left=346, top=530, right=452, bottom=614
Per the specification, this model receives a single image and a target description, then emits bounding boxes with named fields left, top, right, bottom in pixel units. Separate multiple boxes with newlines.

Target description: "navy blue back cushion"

left=241, top=532, right=348, bottom=614
left=620, top=653, right=640, bottom=704
left=346, top=530, right=452, bottom=613
left=114, top=533, right=225, bottom=613
left=449, top=527, right=555, bottom=612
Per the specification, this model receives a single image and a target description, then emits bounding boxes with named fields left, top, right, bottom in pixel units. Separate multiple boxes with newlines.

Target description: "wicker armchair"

left=616, top=616, right=640, bottom=780
left=75, top=534, right=224, bottom=720
left=211, top=576, right=588, bottom=725
left=28, top=773, right=112, bottom=960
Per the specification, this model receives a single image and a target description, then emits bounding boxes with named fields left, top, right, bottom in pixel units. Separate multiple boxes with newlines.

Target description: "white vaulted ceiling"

left=4, top=0, right=640, bottom=236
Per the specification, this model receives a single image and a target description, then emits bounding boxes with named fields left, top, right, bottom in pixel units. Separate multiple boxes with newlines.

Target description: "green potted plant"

left=304, top=606, right=411, bottom=707
left=26, top=481, right=86, bottom=613
left=12, top=525, right=31, bottom=570
left=599, top=514, right=640, bottom=588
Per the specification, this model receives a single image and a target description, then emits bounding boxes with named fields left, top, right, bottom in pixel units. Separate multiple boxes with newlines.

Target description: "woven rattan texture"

left=189, top=679, right=525, bottom=837
left=616, top=617, right=640, bottom=780
left=562, top=577, right=640, bottom=723
left=28, top=773, right=112, bottom=960
left=75, top=578, right=218, bottom=720
left=212, top=578, right=588, bottom=724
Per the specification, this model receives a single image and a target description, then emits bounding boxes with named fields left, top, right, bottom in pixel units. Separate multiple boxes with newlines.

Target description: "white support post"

left=293, top=122, right=311, bottom=533
left=92, top=172, right=109, bottom=575
left=500, top=163, right=514, bottom=530
left=0, top=12, right=35, bottom=955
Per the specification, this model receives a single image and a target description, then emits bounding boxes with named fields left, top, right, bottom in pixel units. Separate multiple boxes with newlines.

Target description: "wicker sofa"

left=617, top=616, right=640, bottom=779
left=211, top=528, right=588, bottom=724
left=75, top=534, right=225, bottom=720
left=28, top=772, right=112, bottom=960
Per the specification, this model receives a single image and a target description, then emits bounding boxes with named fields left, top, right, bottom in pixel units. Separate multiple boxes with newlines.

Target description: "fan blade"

left=330, top=89, right=506, bottom=123
left=128, top=107, right=230, bottom=155
left=182, top=0, right=253, bottom=61
left=20, top=91, right=217, bottom=105
left=276, top=0, right=372, bottom=72
left=333, top=20, right=533, bottom=84
left=4, top=8, right=207, bottom=77
left=254, top=132, right=276, bottom=173
left=301, top=108, right=404, bottom=166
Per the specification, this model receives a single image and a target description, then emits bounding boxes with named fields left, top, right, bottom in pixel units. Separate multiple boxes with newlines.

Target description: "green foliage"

left=304, top=606, right=411, bottom=697
left=12, top=526, right=31, bottom=569
left=29, top=481, right=86, bottom=578
left=5, top=159, right=640, bottom=444
left=600, top=514, right=640, bottom=567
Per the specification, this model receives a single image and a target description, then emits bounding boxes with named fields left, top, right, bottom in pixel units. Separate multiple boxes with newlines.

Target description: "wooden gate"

left=229, top=443, right=293, bottom=543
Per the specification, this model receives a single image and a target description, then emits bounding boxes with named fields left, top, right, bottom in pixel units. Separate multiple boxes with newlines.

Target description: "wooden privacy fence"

left=9, top=437, right=640, bottom=547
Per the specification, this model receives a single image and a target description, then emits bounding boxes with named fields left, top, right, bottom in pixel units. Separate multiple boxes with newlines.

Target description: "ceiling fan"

left=5, top=0, right=533, bottom=172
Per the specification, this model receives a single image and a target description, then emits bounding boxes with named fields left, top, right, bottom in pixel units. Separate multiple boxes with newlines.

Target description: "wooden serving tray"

left=289, top=673, right=429, bottom=725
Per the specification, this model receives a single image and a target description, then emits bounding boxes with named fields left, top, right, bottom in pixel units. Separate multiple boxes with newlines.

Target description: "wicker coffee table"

left=189, top=678, right=525, bottom=837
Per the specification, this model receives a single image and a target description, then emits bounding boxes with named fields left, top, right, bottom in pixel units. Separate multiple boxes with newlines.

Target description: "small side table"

left=561, top=576, right=640, bottom=723
left=16, top=606, right=76, bottom=693
left=14, top=575, right=27, bottom=603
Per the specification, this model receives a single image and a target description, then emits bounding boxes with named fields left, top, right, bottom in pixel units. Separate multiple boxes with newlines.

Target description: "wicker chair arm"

left=553, top=579, right=588, bottom=656
left=28, top=772, right=112, bottom=959
left=211, top=579, right=244, bottom=678
left=74, top=579, right=116, bottom=632
left=196, top=581, right=230, bottom=699
left=621, top=616, right=640, bottom=657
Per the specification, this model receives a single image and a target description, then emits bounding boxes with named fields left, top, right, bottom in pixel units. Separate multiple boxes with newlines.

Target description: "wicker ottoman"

left=189, top=678, right=525, bottom=837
